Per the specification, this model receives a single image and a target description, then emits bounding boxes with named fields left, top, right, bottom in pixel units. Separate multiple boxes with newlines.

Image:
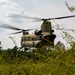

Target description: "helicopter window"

left=32, top=38, right=34, bottom=41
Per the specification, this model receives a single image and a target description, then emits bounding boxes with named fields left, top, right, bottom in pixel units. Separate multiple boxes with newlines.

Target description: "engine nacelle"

left=34, top=30, right=42, bottom=35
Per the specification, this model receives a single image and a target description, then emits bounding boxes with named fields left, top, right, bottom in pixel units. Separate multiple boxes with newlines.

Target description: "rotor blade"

left=50, top=15, right=75, bottom=20
left=8, top=14, right=75, bottom=21
left=8, top=15, right=43, bottom=21
left=0, top=24, right=24, bottom=30
left=0, top=24, right=38, bottom=32
left=9, top=31, right=23, bottom=34
left=9, top=28, right=37, bottom=34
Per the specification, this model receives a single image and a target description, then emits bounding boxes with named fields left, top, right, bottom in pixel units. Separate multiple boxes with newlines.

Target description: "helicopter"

left=0, top=15, right=75, bottom=50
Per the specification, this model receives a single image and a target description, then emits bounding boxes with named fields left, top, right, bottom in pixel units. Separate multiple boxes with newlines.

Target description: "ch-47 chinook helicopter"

left=0, top=15, right=75, bottom=50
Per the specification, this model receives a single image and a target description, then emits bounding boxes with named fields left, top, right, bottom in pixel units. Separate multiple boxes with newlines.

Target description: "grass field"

left=0, top=46, right=75, bottom=75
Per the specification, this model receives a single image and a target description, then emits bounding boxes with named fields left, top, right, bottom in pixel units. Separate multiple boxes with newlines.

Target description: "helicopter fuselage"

left=21, top=20, right=56, bottom=48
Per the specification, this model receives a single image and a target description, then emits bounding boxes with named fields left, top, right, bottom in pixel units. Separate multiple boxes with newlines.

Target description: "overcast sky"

left=0, top=0, right=75, bottom=49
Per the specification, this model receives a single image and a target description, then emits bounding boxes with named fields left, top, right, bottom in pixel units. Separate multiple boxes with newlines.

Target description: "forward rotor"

left=0, top=24, right=35, bottom=34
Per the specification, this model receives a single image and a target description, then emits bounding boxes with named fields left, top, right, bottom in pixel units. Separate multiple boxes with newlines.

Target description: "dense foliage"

left=0, top=46, right=75, bottom=75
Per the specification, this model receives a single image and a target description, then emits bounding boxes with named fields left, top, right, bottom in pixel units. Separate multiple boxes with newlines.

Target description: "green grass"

left=0, top=47, right=75, bottom=75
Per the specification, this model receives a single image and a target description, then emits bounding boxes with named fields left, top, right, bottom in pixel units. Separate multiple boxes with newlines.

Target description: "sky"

left=0, top=0, right=75, bottom=49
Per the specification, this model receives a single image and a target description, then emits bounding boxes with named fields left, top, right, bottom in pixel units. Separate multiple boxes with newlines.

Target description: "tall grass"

left=0, top=46, right=75, bottom=75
